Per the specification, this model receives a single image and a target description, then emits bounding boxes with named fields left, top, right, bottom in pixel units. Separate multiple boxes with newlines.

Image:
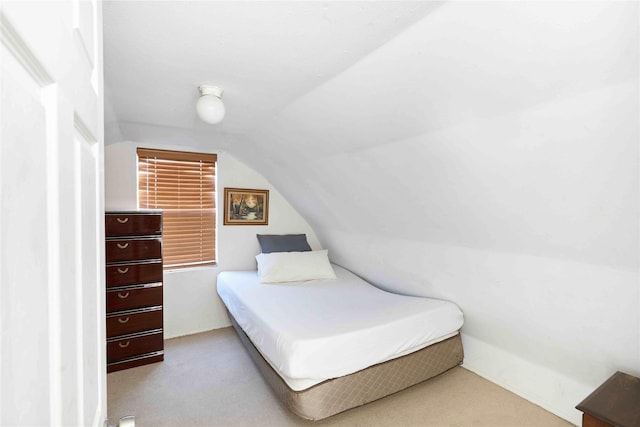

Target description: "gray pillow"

left=256, top=234, right=312, bottom=253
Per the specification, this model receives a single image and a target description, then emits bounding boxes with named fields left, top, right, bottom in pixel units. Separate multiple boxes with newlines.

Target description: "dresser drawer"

left=106, top=261, right=162, bottom=288
left=107, top=331, right=163, bottom=362
left=107, top=352, right=164, bottom=373
left=106, top=238, right=162, bottom=263
left=106, top=308, right=163, bottom=338
left=106, top=285, right=163, bottom=313
left=105, top=213, right=162, bottom=237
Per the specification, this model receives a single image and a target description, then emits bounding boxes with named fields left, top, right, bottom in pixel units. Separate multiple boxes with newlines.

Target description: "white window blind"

left=137, top=148, right=217, bottom=268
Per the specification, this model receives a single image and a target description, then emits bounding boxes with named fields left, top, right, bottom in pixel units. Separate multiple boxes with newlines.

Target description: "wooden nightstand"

left=576, top=371, right=640, bottom=427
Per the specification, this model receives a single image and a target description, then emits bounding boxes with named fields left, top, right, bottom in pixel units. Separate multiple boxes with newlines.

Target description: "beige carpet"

left=107, top=328, right=574, bottom=427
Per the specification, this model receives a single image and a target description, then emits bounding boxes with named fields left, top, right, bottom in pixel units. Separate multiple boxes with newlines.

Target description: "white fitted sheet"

left=217, top=265, right=463, bottom=387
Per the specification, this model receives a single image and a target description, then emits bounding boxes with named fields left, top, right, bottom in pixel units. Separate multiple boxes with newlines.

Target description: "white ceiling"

left=104, top=0, right=638, bottom=271
left=103, top=1, right=441, bottom=145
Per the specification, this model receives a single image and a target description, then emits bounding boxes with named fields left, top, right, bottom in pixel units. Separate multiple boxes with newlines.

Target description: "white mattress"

left=217, top=265, right=463, bottom=390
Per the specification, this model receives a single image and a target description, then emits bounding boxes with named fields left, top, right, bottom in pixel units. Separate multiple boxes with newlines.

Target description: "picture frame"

left=223, top=188, right=269, bottom=226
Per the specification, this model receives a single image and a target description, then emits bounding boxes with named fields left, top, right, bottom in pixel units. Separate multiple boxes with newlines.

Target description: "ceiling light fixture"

left=196, top=85, right=225, bottom=124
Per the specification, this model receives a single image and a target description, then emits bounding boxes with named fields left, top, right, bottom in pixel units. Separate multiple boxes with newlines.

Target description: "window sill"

left=164, top=264, right=218, bottom=274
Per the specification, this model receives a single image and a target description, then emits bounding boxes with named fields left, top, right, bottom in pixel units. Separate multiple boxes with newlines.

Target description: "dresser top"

left=576, top=371, right=640, bottom=427
left=106, top=209, right=162, bottom=214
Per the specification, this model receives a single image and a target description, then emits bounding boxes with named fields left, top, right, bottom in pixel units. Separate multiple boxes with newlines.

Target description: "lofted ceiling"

left=104, top=0, right=638, bottom=271
left=103, top=1, right=441, bottom=146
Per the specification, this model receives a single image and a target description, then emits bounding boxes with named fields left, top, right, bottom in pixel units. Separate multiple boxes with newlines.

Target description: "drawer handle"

left=118, top=340, right=130, bottom=348
left=116, top=217, right=129, bottom=224
left=117, top=267, right=129, bottom=274
left=118, top=316, right=130, bottom=324
left=117, top=292, right=130, bottom=299
left=117, top=242, right=129, bottom=249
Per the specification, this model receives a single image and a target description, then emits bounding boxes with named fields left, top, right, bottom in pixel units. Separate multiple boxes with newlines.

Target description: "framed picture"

left=223, top=188, right=269, bottom=226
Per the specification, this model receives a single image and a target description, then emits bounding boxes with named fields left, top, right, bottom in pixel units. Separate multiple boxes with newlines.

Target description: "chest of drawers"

left=105, top=211, right=164, bottom=373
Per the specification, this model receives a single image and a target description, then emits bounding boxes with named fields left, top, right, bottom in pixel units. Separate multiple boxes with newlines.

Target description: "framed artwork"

left=223, top=188, right=269, bottom=226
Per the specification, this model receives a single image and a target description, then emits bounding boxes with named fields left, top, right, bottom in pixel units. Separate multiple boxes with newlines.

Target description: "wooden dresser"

left=105, top=211, right=164, bottom=373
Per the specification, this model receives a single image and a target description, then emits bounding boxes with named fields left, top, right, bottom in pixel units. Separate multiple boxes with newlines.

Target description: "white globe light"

left=196, top=85, right=226, bottom=124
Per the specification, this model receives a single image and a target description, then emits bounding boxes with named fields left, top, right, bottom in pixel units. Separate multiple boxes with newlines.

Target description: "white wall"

left=104, top=141, right=321, bottom=338
left=227, top=2, right=639, bottom=425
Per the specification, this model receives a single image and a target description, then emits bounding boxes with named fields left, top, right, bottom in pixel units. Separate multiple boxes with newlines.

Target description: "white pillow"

left=255, top=249, right=336, bottom=283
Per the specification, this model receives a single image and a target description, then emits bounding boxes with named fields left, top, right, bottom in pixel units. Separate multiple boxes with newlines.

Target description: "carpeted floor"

left=107, top=328, right=574, bottom=427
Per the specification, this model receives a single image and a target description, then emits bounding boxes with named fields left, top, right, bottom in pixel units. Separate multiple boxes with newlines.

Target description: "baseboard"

left=461, top=334, right=590, bottom=426
left=164, top=322, right=231, bottom=340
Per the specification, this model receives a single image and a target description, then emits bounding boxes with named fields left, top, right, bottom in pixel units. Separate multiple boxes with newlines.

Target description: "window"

left=137, top=148, right=217, bottom=269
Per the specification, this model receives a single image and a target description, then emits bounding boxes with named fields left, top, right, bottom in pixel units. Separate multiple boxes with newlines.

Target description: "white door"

left=0, top=1, right=106, bottom=426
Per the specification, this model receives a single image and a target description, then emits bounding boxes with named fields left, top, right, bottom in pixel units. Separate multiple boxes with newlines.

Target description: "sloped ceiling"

left=105, top=1, right=638, bottom=271
left=251, top=1, right=639, bottom=270
left=103, top=1, right=441, bottom=144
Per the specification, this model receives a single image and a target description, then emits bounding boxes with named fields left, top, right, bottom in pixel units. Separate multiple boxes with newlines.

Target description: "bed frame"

left=228, top=312, right=464, bottom=420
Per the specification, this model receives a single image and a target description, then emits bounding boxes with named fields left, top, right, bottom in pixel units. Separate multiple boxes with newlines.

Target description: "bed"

left=217, top=245, right=464, bottom=420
